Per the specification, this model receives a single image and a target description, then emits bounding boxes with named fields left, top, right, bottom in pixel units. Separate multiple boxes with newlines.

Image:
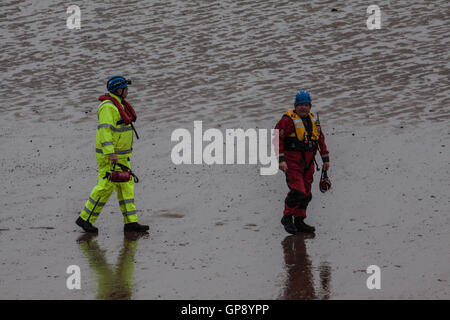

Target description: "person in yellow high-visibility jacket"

left=76, top=75, right=149, bottom=233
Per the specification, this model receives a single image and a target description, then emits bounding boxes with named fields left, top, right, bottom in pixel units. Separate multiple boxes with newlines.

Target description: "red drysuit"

left=275, top=113, right=329, bottom=218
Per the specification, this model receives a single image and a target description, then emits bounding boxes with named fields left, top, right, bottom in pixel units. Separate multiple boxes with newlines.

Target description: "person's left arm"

left=318, top=131, right=330, bottom=171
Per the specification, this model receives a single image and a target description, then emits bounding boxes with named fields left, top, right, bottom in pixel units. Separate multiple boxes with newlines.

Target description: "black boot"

left=281, top=215, right=297, bottom=235
left=76, top=217, right=98, bottom=233
left=294, top=217, right=315, bottom=233
left=124, top=222, right=149, bottom=233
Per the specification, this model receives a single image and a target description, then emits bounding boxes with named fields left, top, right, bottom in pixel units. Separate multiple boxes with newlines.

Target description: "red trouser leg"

left=283, top=160, right=315, bottom=218
left=299, top=166, right=314, bottom=217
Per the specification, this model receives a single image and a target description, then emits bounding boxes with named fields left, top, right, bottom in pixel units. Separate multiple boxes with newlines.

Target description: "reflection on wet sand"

left=281, top=234, right=331, bottom=300
left=318, top=262, right=331, bottom=300
left=77, top=232, right=148, bottom=300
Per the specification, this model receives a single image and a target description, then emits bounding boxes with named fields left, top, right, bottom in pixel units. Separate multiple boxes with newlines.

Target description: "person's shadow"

left=77, top=232, right=148, bottom=300
left=281, top=234, right=331, bottom=300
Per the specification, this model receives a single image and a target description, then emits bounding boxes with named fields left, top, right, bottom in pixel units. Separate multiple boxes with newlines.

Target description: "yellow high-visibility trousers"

left=79, top=155, right=139, bottom=224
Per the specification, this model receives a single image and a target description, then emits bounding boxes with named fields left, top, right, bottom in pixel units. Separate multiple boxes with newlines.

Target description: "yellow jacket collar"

left=109, top=92, right=123, bottom=103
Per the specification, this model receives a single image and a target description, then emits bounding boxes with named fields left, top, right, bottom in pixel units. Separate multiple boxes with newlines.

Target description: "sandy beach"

left=0, top=0, right=449, bottom=299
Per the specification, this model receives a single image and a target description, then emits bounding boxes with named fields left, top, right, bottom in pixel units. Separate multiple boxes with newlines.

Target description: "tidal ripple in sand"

left=1, top=0, right=449, bottom=126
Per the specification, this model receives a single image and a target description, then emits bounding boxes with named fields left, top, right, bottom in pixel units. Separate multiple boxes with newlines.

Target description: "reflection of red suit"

left=281, top=235, right=315, bottom=299
left=275, top=113, right=329, bottom=218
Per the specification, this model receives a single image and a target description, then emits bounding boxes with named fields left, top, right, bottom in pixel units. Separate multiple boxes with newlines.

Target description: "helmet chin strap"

left=116, top=88, right=125, bottom=100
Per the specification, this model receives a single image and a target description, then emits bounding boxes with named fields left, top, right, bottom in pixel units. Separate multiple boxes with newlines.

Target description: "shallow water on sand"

left=1, top=0, right=449, bottom=126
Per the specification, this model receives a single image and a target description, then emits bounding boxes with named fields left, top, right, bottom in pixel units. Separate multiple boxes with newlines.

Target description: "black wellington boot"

left=76, top=217, right=98, bottom=233
left=281, top=215, right=297, bottom=235
left=294, top=217, right=316, bottom=233
left=124, top=222, right=149, bottom=233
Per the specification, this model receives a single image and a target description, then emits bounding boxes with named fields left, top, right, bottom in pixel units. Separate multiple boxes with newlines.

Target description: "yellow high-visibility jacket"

left=95, top=93, right=133, bottom=159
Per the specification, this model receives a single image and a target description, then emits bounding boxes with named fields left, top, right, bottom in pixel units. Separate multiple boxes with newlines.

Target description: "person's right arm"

left=274, top=116, right=294, bottom=172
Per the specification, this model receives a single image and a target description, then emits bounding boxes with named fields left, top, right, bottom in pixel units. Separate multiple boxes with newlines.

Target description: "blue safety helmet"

left=106, top=75, right=132, bottom=93
left=294, top=90, right=312, bottom=105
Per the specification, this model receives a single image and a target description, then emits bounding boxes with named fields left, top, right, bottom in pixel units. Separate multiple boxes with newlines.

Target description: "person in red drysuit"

left=275, top=90, right=330, bottom=234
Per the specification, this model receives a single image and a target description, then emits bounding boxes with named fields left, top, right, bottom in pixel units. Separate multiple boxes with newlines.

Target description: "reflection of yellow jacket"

left=80, top=239, right=137, bottom=300
left=95, top=92, right=133, bottom=159
left=284, top=110, right=321, bottom=142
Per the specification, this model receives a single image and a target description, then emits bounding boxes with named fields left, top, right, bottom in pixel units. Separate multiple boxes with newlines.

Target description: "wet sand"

left=1, top=0, right=449, bottom=299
